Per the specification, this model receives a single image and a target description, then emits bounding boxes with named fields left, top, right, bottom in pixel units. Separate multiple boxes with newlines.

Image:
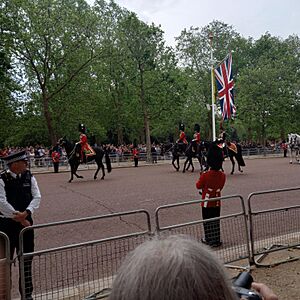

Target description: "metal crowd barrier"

left=18, top=210, right=152, bottom=300
left=3, top=188, right=299, bottom=299
left=0, top=231, right=10, bottom=300
left=155, top=194, right=251, bottom=266
left=0, top=147, right=286, bottom=172
left=248, top=187, right=300, bottom=266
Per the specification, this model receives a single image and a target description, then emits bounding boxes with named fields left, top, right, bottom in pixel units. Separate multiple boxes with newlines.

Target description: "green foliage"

left=1, top=2, right=300, bottom=148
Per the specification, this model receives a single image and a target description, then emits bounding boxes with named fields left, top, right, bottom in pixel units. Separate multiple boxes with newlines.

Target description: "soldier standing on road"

left=196, top=142, right=225, bottom=247
left=132, top=147, right=139, bottom=167
left=50, top=143, right=62, bottom=173
left=0, top=150, right=41, bottom=300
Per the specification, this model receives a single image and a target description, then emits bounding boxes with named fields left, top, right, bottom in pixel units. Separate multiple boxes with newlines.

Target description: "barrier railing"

left=155, top=194, right=250, bottom=265
left=0, top=231, right=10, bottom=300
left=247, top=187, right=300, bottom=266
left=19, top=210, right=152, bottom=300
left=3, top=188, right=299, bottom=298
left=0, top=147, right=285, bottom=171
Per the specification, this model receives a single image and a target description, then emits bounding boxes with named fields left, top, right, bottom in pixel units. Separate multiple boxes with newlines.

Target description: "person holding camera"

left=108, top=235, right=278, bottom=300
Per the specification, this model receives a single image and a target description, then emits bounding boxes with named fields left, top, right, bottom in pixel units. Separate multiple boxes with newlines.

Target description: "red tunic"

left=79, top=133, right=95, bottom=156
left=193, top=132, right=200, bottom=144
left=132, top=148, right=139, bottom=157
left=196, top=170, right=226, bottom=208
left=51, top=151, right=60, bottom=163
left=179, top=131, right=188, bottom=144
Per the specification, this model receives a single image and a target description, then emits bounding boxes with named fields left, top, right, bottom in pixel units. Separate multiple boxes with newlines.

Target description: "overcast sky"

left=87, top=0, right=300, bottom=46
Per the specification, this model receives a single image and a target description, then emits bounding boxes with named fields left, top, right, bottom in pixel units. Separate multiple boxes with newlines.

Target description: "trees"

left=5, top=0, right=100, bottom=144
left=118, top=13, right=185, bottom=160
left=237, top=34, right=300, bottom=143
left=1, top=1, right=299, bottom=148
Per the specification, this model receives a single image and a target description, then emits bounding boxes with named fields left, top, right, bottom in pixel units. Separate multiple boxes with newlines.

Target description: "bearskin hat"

left=133, top=138, right=138, bottom=148
left=78, top=123, right=86, bottom=134
left=179, top=123, right=185, bottom=131
left=207, top=142, right=223, bottom=171
left=194, top=123, right=200, bottom=133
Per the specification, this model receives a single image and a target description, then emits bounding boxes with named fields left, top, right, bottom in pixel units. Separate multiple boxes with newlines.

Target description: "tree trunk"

left=247, top=126, right=252, bottom=141
left=117, top=125, right=124, bottom=145
left=42, top=94, right=56, bottom=145
left=139, top=67, right=152, bottom=162
left=144, top=113, right=152, bottom=162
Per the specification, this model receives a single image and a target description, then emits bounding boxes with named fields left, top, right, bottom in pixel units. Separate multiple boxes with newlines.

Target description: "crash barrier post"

left=18, top=210, right=152, bottom=300
left=0, top=231, right=10, bottom=300
left=248, top=187, right=300, bottom=266
left=155, top=194, right=251, bottom=267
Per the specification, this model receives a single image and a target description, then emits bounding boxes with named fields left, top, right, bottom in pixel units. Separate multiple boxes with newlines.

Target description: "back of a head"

left=109, top=235, right=237, bottom=300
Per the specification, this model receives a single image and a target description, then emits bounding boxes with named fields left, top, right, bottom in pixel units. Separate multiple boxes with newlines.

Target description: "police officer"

left=0, top=150, right=41, bottom=300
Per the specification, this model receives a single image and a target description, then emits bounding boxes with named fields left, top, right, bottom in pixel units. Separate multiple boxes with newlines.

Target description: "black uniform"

left=0, top=170, right=35, bottom=299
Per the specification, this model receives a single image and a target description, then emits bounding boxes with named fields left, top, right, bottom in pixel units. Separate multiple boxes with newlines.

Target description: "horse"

left=59, top=137, right=112, bottom=182
left=287, top=133, right=300, bottom=164
left=161, top=141, right=207, bottom=173
left=224, top=141, right=245, bottom=174
left=182, top=141, right=208, bottom=173
left=161, top=142, right=184, bottom=171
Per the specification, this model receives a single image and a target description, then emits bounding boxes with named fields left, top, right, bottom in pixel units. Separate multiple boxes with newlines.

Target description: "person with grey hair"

left=109, top=235, right=278, bottom=300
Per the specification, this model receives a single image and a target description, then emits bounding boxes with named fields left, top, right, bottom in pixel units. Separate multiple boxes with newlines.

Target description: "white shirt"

left=0, top=170, right=41, bottom=218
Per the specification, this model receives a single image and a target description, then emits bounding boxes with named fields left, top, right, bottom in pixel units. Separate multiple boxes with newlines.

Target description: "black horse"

left=182, top=141, right=208, bottom=173
left=161, top=142, right=183, bottom=171
left=224, top=142, right=245, bottom=174
left=161, top=142, right=207, bottom=172
left=59, top=137, right=112, bottom=182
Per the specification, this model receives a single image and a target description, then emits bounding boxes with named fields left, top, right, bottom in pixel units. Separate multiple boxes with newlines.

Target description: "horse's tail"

left=105, top=151, right=112, bottom=173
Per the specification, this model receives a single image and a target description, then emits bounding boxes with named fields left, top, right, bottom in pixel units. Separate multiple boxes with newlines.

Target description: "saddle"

left=227, top=142, right=237, bottom=154
left=176, top=142, right=187, bottom=154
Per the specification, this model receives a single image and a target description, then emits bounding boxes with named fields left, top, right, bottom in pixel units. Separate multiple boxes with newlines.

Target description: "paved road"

left=29, top=156, right=299, bottom=249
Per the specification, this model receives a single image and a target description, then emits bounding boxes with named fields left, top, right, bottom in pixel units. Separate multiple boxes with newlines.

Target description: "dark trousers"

left=202, top=206, right=221, bottom=245
left=134, top=157, right=138, bottom=167
left=0, top=219, right=34, bottom=299
left=53, top=162, right=59, bottom=173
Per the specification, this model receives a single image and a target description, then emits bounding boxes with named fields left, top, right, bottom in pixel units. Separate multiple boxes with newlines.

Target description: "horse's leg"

left=238, top=161, right=243, bottom=172
left=230, top=155, right=235, bottom=175
left=190, top=158, right=194, bottom=172
left=93, top=161, right=101, bottom=180
left=69, top=168, right=74, bottom=183
left=69, top=164, right=82, bottom=182
left=73, top=163, right=83, bottom=179
left=198, top=156, right=203, bottom=171
left=99, top=162, right=105, bottom=180
left=183, top=157, right=188, bottom=173
left=172, top=156, right=179, bottom=171
left=289, top=148, right=293, bottom=163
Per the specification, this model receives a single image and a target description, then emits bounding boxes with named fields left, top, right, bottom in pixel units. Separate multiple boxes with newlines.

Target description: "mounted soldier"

left=176, top=123, right=188, bottom=154
left=192, top=123, right=201, bottom=154
left=78, top=124, right=95, bottom=163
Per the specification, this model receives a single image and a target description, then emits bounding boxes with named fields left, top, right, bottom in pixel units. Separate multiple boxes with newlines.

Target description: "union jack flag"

left=214, top=53, right=236, bottom=120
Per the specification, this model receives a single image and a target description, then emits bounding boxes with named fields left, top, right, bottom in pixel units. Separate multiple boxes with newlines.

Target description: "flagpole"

left=209, top=32, right=216, bottom=141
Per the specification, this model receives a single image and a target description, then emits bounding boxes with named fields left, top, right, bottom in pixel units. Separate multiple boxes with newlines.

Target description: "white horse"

left=287, top=133, right=300, bottom=164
